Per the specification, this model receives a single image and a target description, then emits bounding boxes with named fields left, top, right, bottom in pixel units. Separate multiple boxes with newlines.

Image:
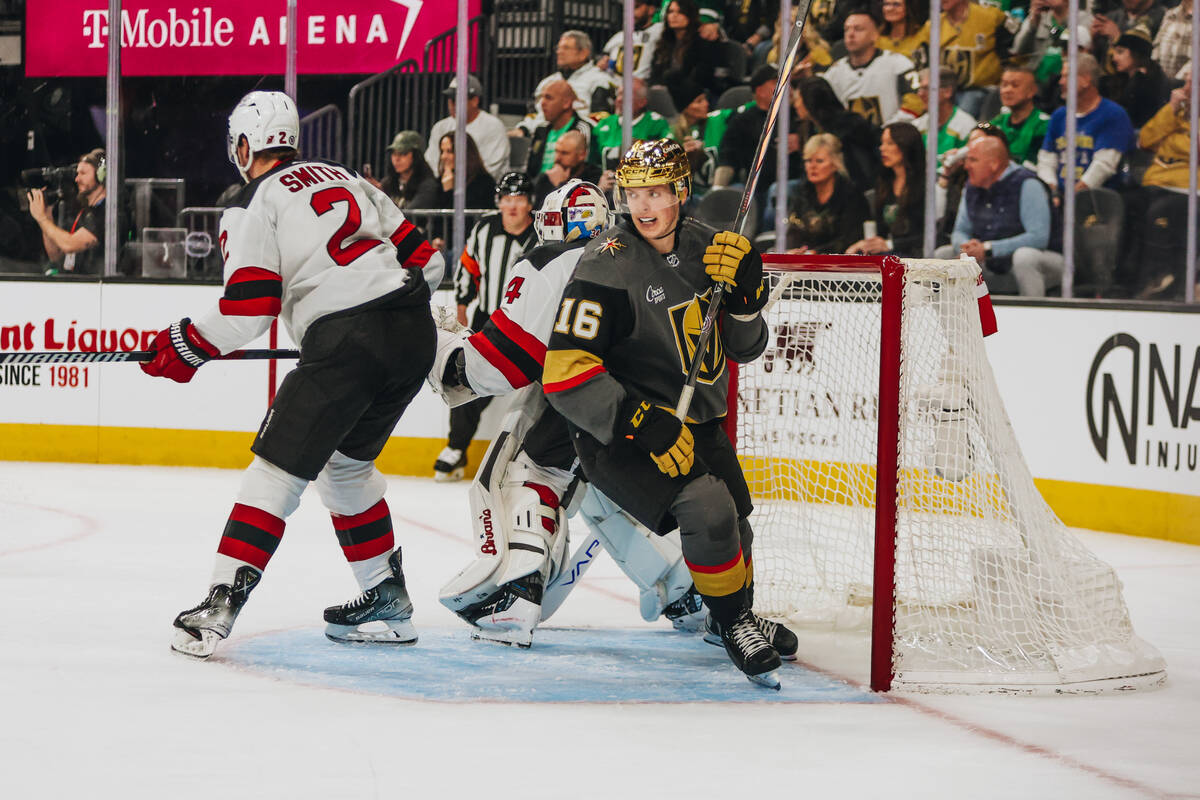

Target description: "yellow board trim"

left=0, top=423, right=492, bottom=480
left=737, top=454, right=1199, bottom=547
left=1, top=423, right=1196, bottom=546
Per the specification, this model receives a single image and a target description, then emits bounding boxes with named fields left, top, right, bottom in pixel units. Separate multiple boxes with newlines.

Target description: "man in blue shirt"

left=937, top=134, right=1060, bottom=295
left=1036, top=53, right=1136, bottom=198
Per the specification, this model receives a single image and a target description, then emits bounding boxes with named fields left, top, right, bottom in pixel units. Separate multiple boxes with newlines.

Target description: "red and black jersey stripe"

left=389, top=220, right=437, bottom=269
left=468, top=308, right=545, bottom=389
left=219, top=267, right=283, bottom=317
left=217, top=503, right=285, bottom=571
left=331, top=499, right=394, bottom=562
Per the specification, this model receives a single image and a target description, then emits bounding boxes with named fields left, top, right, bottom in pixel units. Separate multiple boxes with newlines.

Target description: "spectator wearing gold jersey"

left=924, top=0, right=1018, bottom=119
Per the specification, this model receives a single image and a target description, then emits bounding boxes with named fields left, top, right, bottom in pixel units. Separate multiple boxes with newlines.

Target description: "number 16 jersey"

left=195, top=157, right=444, bottom=354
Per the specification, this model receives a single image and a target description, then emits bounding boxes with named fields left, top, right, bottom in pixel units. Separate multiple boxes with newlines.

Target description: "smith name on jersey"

left=194, top=158, right=443, bottom=354
left=542, top=217, right=768, bottom=442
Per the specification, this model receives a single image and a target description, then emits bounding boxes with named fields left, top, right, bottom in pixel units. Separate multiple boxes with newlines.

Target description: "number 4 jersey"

left=194, top=157, right=444, bottom=354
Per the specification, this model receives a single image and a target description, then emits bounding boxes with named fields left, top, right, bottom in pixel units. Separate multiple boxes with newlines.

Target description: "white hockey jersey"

left=603, top=22, right=664, bottom=80
left=822, top=50, right=916, bottom=127
left=462, top=238, right=586, bottom=397
left=195, top=158, right=444, bottom=354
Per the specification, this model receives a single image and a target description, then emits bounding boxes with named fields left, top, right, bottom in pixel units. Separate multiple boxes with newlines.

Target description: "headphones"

left=83, top=149, right=107, bottom=184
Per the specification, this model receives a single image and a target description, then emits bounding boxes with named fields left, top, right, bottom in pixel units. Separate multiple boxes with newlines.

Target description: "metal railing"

left=347, top=60, right=447, bottom=178
left=300, top=104, right=343, bottom=164
left=487, top=0, right=621, bottom=115
left=405, top=207, right=492, bottom=248
left=424, top=15, right=486, bottom=74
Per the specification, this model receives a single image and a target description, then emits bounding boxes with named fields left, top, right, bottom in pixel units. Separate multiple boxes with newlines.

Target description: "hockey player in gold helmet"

left=542, top=139, right=797, bottom=688
left=613, top=137, right=692, bottom=247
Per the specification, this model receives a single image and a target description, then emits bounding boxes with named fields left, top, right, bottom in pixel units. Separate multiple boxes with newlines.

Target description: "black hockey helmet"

left=495, top=171, right=534, bottom=205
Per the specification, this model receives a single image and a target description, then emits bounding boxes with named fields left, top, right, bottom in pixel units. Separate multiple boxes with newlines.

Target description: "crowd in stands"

left=31, top=0, right=1197, bottom=299
left=372, top=0, right=1200, bottom=300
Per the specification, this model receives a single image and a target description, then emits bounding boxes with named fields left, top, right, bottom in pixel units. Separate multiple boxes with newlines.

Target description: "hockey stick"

left=674, top=1, right=813, bottom=421
left=0, top=349, right=299, bottom=365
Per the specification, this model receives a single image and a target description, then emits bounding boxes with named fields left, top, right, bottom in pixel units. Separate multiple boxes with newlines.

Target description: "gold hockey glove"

left=703, top=231, right=766, bottom=315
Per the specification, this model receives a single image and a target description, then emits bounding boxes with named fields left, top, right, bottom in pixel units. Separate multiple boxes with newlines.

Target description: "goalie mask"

left=534, top=179, right=611, bottom=243
left=614, top=138, right=691, bottom=216
left=227, top=91, right=299, bottom=183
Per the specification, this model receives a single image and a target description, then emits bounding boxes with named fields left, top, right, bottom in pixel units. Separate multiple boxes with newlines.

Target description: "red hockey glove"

left=141, top=318, right=219, bottom=383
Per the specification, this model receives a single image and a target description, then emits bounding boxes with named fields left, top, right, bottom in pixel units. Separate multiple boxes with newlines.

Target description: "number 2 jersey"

left=542, top=216, right=768, bottom=444
left=194, top=157, right=444, bottom=354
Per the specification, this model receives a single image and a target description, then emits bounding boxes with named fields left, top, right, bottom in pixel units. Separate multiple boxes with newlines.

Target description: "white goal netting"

left=739, top=257, right=1165, bottom=692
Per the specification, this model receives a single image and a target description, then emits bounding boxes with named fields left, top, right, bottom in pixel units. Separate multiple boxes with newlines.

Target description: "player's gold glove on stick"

left=703, top=231, right=767, bottom=315
left=620, top=400, right=695, bottom=477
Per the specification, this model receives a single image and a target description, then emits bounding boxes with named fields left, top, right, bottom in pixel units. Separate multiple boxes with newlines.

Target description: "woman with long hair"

left=786, top=133, right=870, bottom=254
left=649, top=0, right=730, bottom=96
left=436, top=132, right=497, bottom=209
left=876, top=0, right=929, bottom=67
left=792, top=76, right=881, bottom=193
left=848, top=121, right=925, bottom=256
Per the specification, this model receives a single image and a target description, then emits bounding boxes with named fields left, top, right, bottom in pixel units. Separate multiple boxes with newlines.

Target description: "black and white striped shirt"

left=454, top=212, right=536, bottom=331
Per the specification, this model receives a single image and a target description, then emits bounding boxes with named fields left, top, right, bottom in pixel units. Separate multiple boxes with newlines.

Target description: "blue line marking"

left=225, top=628, right=882, bottom=704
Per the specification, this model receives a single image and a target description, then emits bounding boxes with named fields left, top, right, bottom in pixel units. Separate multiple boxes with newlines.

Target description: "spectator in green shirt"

left=589, top=77, right=672, bottom=170
left=667, top=76, right=749, bottom=192
left=990, top=65, right=1050, bottom=169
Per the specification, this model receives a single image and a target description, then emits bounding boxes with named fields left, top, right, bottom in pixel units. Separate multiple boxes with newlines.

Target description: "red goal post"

left=733, top=253, right=1164, bottom=694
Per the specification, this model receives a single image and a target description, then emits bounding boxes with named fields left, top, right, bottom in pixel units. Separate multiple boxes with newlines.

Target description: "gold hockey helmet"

left=615, top=138, right=691, bottom=207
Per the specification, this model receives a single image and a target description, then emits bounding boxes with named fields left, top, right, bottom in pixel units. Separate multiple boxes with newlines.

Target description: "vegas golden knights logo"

left=848, top=96, right=883, bottom=126
left=667, top=290, right=725, bottom=384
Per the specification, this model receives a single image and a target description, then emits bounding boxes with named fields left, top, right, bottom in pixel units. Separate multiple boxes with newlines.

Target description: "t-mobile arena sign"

left=26, top=0, right=480, bottom=77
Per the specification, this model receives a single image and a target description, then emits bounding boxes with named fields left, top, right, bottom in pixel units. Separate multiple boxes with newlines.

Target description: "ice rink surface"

left=1, top=461, right=1197, bottom=799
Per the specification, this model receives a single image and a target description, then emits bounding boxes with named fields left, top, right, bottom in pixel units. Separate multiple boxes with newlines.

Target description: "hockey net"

left=738, top=254, right=1165, bottom=693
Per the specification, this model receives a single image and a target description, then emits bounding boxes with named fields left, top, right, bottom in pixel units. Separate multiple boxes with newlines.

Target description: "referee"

left=434, top=171, right=537, bottom=481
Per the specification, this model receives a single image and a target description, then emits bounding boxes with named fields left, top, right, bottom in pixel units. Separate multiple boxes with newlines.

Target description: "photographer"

left=27, top=149, right=107, bottom=275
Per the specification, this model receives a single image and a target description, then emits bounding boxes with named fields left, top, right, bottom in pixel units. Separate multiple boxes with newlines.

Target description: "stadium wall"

left=0, top=280, right=1196, bottom=545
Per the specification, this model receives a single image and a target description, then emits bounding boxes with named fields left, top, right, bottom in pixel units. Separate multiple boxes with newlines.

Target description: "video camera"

left=19, top=165, right=78, bottom=207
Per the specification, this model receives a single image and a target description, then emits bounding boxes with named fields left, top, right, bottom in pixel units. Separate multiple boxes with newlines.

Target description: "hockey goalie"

left=427, top=180, right=704, bottom=647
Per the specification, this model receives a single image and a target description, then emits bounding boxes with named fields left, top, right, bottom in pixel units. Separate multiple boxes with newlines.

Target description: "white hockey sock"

left=350, top=552, right=393, bottom=591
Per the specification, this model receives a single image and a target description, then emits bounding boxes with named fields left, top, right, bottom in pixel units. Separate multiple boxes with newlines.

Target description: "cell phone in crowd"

left=863, top=220, right=877, bottom=240
left=362, top=163, right=373, bottom=179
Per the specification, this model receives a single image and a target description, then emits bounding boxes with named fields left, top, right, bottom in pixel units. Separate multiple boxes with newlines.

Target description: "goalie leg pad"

left=574, top=485, right=694, bottom=623
left=438, top=447, right=571, bottom=647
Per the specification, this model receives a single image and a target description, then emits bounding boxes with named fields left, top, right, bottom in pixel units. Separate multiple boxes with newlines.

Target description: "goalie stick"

left=0, top=349, right=299, bottom=364
left=674, top=0, right=813, bottom=421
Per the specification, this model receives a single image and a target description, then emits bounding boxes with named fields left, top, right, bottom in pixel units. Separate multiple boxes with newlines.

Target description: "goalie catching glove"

left=141, top=318, right=219, bottom=383
left=425, top=306, right=478, bottom=408
left=620, top=399, right=694, bottom=478
left=703, top=231, right=766, bottom=315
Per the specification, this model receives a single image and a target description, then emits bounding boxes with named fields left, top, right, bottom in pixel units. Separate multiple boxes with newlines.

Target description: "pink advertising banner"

left=26, top=0, right=480, bottom=77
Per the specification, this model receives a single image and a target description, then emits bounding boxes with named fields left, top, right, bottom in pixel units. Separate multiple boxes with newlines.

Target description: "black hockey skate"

left=703, top=611, right=799, bottom=660
left=713, top=608, right=782, bottom=690
left=433, top=447, right=466, bottom=482
left=461, top=573, right=544, bottom=649
left=324, top=550, right=417, bottom=645
left=662, top=585, right=706, bottom=632
left=171, top=565, right=261, bottom=660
